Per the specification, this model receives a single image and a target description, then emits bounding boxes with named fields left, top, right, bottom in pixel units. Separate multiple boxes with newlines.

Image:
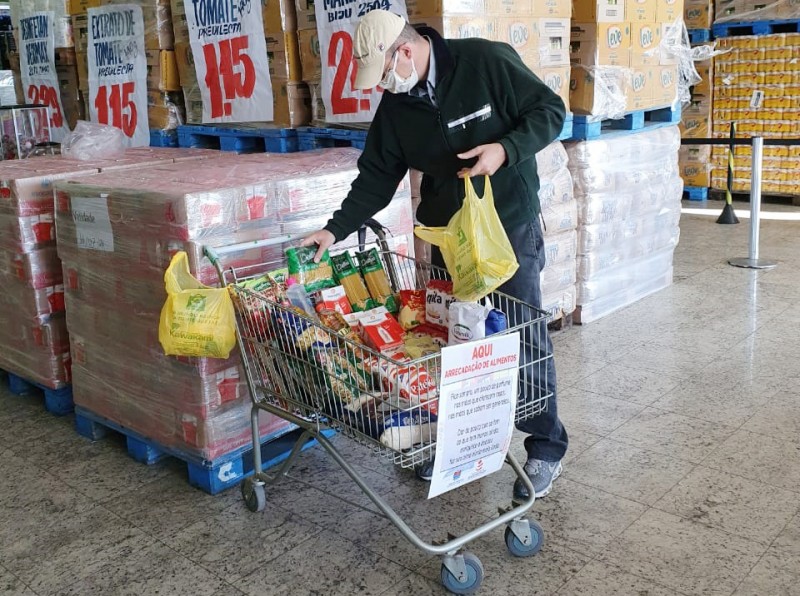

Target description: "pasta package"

left=286, top=247, right=336, bottom=293
left=331, top=252, right=375, bottom=311
left=356, top=249, right=399, bottom=313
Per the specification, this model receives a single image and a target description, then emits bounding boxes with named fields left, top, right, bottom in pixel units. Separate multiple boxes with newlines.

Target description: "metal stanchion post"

left=729, top=137, right=778, bottom=270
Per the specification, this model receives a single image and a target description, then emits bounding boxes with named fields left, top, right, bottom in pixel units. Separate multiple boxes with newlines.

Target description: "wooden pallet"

left=2, top=370, right=73, bottom=416
left=569, top=106, right=682, bottom=141
left=713, top=18, right=800, bottom=37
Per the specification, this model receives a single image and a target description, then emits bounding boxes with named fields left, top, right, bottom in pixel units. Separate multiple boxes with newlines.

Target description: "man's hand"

left=300, top=229, right=336, bottom=263
left=457, top=143, right=507, bottom=179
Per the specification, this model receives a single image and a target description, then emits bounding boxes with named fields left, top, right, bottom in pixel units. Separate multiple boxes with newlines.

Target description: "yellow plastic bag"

left=158, top=252, right=236, bottom=359
left=415, top=176, right=519, bottom=301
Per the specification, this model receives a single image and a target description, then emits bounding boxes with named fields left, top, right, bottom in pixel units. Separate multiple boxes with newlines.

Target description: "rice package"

left=447, top=302, right=508, bottom=345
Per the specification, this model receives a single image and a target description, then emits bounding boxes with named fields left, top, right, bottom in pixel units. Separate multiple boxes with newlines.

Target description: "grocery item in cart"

left=375, top=353, right=439, bottom=416
left=286, top=246, right=336, bottom=293
left=398, top=289, right=426, bottom=331
left=447, top=302, right=508, bottom=346
left=313, top=286, right=352, bottom=315
left=425, top=279, right=455, bottom=330
left=403, top=334, right=442, bottom=359
left=357, top=248, right=400, bottom=313
left=331, top=252, right=375, bottom=311
left=358, top=309, right=405, bottom=354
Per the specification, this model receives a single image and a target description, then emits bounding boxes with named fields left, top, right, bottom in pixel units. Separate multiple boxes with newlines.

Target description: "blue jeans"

left=432, top=218, right=569, bottom=463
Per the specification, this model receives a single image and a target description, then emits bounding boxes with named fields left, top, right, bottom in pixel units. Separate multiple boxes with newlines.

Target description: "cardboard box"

left=405, top=0, right=487, bottom=18
left=631, top=22, right=661, bottom=65
left=652, top=64, right=678, bottom=105
left=569, top=65, right=628, bottom=115
left=263, top=0, right=298, bottom=33
left=298, top=28, right=322, bottom=81
left=72, top=14, right=88, bottom=54
left=145, top=50, right=180, bottom=92
left=680, top=144, right=712, bottom=163
left=693, top=58, right=713, bottom=95
left=657, top=0, right=684, bottom=22
left=269, top=32, right=302, bottom=81
left=174, top=43, right=194, bottom=90
left=626, top=66, right=654, bottom=110
left=295, top=0, right=317, bottom=30
left=409, top=15, right=494, bottom=39
left=76, top=51, right=89, bottom=93
left=680, top=162, right=712, bottom=186
left=538, top=65, right=571, bottom=111
left=493, top=18, right=570, bottom=67
left=572, top=0, right=626, bottom=22
left=488, top=0, right=572, bottom=17
left=627, top=0, right=658, bottom=20
left=570, top=22, right=632, bottom=66
left=68, top=0, right=101, bottom=14
left=684, top=0, right=713, bottom=28
left=273, top=80, right=312, bottom=127
left=680, top=93, right=712, bottom=137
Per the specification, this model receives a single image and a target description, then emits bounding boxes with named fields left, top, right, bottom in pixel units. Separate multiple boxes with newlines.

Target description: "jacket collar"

left=413, top=25, right=455, bottom=80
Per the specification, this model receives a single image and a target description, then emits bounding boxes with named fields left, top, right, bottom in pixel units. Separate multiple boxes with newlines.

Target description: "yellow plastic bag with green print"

left=159, top=252, right=236, bottom=359
left=415, top=176, right=519, bottom=302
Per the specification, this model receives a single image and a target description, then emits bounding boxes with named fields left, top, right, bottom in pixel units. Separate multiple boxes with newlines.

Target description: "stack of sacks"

left=54, top=148, right=413, bottom=461
left=536, top=141, right=577, bottom=321
left=0, top=147, right=213, bottom=389
left=567, top=125, right=683, bottom=323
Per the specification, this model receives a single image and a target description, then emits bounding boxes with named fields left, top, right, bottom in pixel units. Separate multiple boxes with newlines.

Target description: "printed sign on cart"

left=182, top=0, right=273, bottom=123
left=87, top=5, right=149, bottom=147
left=428, top=332, right=520, bottom=499
left=18, top=10, right=69, bottom=142
left=315, top=0, right=408, bottom=124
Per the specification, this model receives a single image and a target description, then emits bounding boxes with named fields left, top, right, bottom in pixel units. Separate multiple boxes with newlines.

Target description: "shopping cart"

left=203, top=221, right=552, bottom=595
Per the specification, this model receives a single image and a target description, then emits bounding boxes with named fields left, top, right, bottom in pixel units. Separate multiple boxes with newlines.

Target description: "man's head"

left=353, top=10, right=426, bottom=92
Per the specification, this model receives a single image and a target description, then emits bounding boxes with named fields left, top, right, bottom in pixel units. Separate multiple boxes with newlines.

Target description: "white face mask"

left=380, top=51, right=419, bottom=94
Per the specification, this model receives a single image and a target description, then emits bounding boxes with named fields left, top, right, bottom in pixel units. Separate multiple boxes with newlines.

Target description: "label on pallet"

left=71, top=195, right=115, bottom=252
left=18, top=10, right=69, bottom=142
left=181, top=0, right=273, bottom=123
left=316, top=0, right=409, bottom=124
left=428, top=332, right=519, bottom=499
left=87, top=5, right=150, bottom=147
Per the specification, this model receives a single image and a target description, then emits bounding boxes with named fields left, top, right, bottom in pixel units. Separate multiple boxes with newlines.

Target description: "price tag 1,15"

left=87, top=4, right=150, bottom=147
left=183, top=0, right=273, bottom=123
left=316, top=0, right=408, bottom=124
left=18, top=10, right=69, bottom=142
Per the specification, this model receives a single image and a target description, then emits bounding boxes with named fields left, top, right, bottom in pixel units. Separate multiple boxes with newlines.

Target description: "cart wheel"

left=504, top=520, right=544, bottom=557
left=240, top=478, right=266, bottom=513
left=441, top=552, right=484, bottom=595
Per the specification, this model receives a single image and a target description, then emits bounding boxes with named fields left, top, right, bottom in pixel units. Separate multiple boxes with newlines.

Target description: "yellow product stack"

left=71, top=0, right=182, bottom=131
left=710, top=33, right=800, bottom=195
left=405, top=0, right=573, bottom=112
left=678, top=50, right=713, bottom=187
left=569, top=0, right=683, bottom=116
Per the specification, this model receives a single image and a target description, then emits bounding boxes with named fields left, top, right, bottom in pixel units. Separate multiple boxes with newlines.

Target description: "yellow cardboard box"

left=295, top=0, right=317, bottom=30
left=656, top=0, right=684, bottom=22
left=631, top=22, right=661, bottom=66
left=680, top=144, right=712, bottom=163
left=680, top=93, right=712, bottom=137
left=693, top=59, right=713, bottom=95
left=493, top=17, right=570, bottom=67
left=572, top=0, right=626, bottom=22
left=680, top=162, right=712, bottom=187
left=570, top=22, right=632, bottom=66
left=569, top=64, right=628, bottom=115
left=263, top=0, right=298, bottom=33
left=298, top=28, right=321, bottom=82
left=652, top=64, right=678, bottom=105
left=145, top=49, right=180, bottom=92
left=538, top=65, right=571, bottom=111
left=273, top=79, right=312, bottom=127
left=268, top=32, right=302, bottom=81
left=409, top=15, right=493, bottom=39
left=683, top=0, right=713, bottom=28
left=627, top=0, right=658, bottom=21
left=627, top=66, right=654, bottom=110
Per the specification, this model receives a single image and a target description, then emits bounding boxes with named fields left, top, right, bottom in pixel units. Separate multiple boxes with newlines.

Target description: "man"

left=302, top=10, right=568, bottom=499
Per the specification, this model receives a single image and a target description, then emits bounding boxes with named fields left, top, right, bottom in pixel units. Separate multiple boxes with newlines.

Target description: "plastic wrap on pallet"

left=541, top=199, right=579, bottom=234
left=577, top=267, right=674, bottom=324
left=543, top=230, right=578, bottom=268
left=535, top=141, right=570, bottom=180
left=578, top=225, right=681, bottom=279
left=715, top=0, right=800, bottom=22
left=541, top=258, right=577, bottom=295
left=577, top=247, right=676, bottom=304
left=542, top=285, right=577, bottom=321
left=9, top=0, right=73, bottom=48
left=0, top=312, right=71, bottom=389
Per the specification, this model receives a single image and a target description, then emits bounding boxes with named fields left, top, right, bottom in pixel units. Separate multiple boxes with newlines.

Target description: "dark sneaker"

left=416, top=459, right=435, bottom=481
left=513, top=459, right=563, bottom=500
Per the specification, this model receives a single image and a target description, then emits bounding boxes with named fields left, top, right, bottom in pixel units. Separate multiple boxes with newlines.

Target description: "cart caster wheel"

left=240, top=478, right=266, bottom=513
left=441, top=552, right=484, bottom=595
left=505, top=520, right=544, bottom=557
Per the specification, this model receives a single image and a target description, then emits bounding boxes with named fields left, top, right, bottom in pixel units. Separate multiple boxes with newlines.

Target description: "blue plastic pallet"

left=296, top=126, right=369, bottom=151
left=2, top=370, right=73, bottom=416
left=557, top=115, right=574, bottom=141
left=688, top=28, right=712, bottom=43
left=568, top=105, right=682, bottom=141
left=73, top=405, right=332, bottom=494
left=177, top=124, right=299, bottom=154
left=713, top=18, right=800, bottom=37
left=684, top=186, right=709, bottom=201
left=150, top=129, right=178, bottom=148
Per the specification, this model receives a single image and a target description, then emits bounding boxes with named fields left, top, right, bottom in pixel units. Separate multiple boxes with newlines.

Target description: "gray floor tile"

left=563, top=438, right=691, bottom=506
left=558, top=389, right=646, bottom=437
left=654, top=465, right=800, bottom=547
left=570, top=363, right=681, bottom=406
left=600, top=508, right=765, bottom=596
left=378, top=571, right=443, bottom=596
left=609, top=407, right=738, bottom=464
left=733, top=514, right=800, bottom=596
left=233, top=530, right=414, bottom=596
left=556, top=560, right=685, bottom=596
left=742, top=391, right=800, bottom=440
left=0, top=566, right=34, bottom=596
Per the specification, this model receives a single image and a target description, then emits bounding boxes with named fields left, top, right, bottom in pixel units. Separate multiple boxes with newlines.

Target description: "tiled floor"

left=1, top=201, right=799, bottom=596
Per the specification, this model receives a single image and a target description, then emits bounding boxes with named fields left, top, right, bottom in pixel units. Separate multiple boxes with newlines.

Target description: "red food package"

left=398, top=289, right=426, bottom=330
left=314, top=286, right=353, bottom=315
left=360, top=311, right=405, bottom=354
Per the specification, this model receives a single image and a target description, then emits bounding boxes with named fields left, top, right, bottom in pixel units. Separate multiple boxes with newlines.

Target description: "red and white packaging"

left=314, top=285, right=352, bottom=315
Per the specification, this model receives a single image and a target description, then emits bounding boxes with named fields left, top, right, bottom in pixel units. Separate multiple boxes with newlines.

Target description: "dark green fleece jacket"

left=324, top=26, right=566, bottom=242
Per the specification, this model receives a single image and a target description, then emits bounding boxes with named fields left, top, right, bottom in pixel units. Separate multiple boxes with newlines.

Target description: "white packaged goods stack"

left=54, top=148, right=413, bottom=461
left=536, top=141, right=577, bottom=322
left=567, top=125, right=683, bottom=323
left=0, top=148, right=214, bottom=389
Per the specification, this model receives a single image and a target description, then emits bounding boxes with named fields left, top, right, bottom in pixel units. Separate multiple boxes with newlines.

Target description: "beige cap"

left=353, top=10, right=406, bottom=90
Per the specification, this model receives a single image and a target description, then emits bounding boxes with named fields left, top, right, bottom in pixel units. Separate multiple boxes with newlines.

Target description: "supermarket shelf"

left=296, top=126, right=368, bottom=151
left=568, top=105, right=682, bottom=141
left=73, top=405, right=333, bottom=495
left=149, top=129, right=178, bottom=148
left=684, top=186, right=709, bottom=201
left=688, top=28, right=713, bottom=43
left=177, top=124, right=299, bottom=154
left=1, top=370, right=73, bottom=416
left=712, top=18, right=800, bottom=37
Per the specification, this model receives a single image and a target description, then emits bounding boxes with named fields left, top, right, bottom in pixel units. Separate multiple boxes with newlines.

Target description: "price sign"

left=316, top=0, right=408, bottom=124
left=183, top=0, right=273, bottom=123
left=18, top=11, right=69, bottom=142
left=87, top=5, right=149, bottom=147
